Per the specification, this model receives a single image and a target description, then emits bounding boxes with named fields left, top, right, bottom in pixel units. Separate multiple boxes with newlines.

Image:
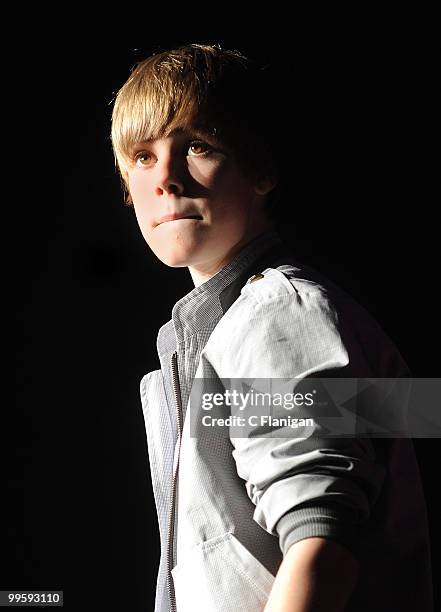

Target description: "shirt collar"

left=169, top=229, right=285, bottom=344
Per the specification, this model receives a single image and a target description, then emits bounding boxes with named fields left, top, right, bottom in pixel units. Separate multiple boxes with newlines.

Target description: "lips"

left=157, top=212, right=203, bottom=225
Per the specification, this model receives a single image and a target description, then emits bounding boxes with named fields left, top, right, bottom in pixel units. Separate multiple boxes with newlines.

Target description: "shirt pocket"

left=171, top=532, right=275, bottom=612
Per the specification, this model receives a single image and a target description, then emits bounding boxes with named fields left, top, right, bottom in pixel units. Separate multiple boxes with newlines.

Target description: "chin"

left=147, top=232, right=205, bottom=268
left=153, top=247, right=195, bottom=268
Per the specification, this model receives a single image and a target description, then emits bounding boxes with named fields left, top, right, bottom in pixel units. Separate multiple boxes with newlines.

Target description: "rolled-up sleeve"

left=233, top=435, right=386, bottom=558
left=201, top=276, right=388, bottom=558
left=276, top=503, right=363, bottom=558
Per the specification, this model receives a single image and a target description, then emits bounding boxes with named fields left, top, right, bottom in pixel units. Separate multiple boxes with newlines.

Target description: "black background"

left=11, top=16, right=439, bottom=612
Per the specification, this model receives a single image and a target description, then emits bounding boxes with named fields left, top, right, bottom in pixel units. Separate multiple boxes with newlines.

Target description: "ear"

left=254, top=174, right=278, bottom=196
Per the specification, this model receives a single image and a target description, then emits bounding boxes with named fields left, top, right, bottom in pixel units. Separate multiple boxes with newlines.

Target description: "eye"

left=134, top=151, right=153, bottom=167
left=132, top=139, right=214, bottom=168
left=188, top=140, right=212, bottom=156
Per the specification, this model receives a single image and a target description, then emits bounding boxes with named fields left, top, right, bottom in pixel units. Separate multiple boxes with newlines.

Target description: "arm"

left=263, top=537, right=360, bottom=612
left=199, top=279, right=386, bottom=609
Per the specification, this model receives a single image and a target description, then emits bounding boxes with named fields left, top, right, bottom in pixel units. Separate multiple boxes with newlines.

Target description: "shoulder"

left=229, top=264, right=342, bottom=329
left=201, top=265, right=349, bottom=378
left=242, top=265, right=327, bottom=302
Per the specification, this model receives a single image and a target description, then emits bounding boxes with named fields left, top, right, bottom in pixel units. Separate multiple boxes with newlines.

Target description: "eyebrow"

left=155, top=126, right=219, bottom=143
left=130, top=127, right=224, bottom=151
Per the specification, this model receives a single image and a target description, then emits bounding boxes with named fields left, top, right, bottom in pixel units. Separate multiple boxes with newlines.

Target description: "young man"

left=110, top=44, right=433, bottom=612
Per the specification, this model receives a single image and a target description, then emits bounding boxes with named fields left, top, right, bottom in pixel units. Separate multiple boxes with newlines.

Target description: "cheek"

left=128, top=172, right=155, bottom=230
left=210, top=172, right=254, bottom=216
left=191, top=156, right=236, bottom=189
left=128, top=170, right=151, bottom=202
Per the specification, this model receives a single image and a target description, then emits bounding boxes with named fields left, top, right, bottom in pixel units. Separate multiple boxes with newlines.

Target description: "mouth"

left=157, top=214, right=203, bottom=225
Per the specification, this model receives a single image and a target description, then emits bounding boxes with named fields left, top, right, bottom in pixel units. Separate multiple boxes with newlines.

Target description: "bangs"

left=110, top=44, right=279, bottom=209
left=111, top=71, right=203, bottom=174
left=111, top=46, right=235, bottom=175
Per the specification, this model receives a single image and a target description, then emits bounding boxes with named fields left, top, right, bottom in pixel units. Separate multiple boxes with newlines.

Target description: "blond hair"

left=110, top=43, right=282, bottom=218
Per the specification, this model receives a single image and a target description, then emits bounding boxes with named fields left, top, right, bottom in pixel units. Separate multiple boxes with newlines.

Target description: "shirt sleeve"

left=199, top=275, right=388, bottom=559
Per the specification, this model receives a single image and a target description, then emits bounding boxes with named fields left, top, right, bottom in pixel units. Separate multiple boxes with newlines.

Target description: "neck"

left=188, top=223, right=274, bottom=287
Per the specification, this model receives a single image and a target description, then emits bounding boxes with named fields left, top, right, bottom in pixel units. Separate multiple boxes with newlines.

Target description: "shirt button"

left=249, top=273, right=265, bottom=283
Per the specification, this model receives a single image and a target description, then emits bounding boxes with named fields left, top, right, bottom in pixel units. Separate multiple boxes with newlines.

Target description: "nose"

left=155, top=152, right=185, bottom=197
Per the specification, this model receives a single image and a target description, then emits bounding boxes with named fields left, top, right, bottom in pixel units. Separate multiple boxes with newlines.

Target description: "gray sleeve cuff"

left=276, top=503, right=363, bottom=559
